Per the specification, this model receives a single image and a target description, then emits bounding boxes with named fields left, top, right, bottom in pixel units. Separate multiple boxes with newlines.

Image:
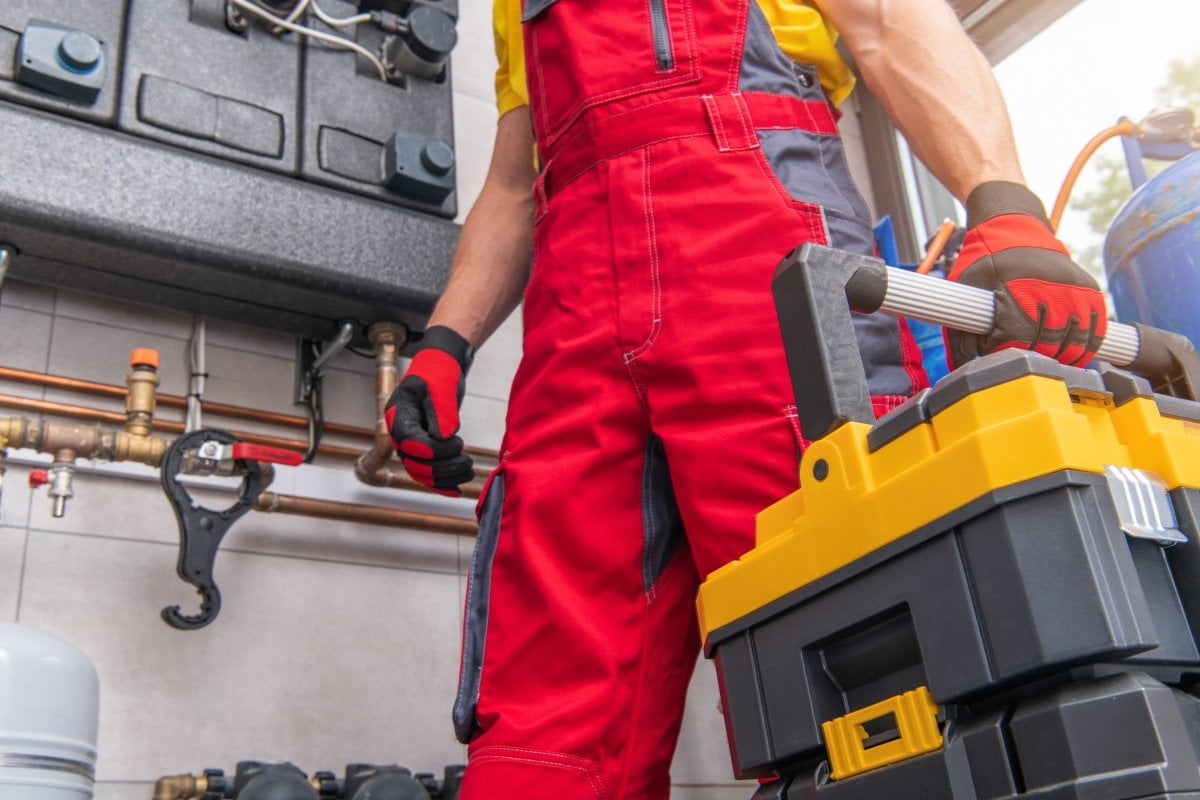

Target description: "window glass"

left=992, top=0, right=1200, bottom=289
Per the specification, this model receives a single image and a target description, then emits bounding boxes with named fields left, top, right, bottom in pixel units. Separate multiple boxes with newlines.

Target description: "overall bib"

left=455, top=0, right=927, bottom=795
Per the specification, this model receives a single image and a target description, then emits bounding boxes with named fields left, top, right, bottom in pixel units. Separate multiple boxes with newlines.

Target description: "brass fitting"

left=153, top=773, right=208, bottom=800
left=103, top=430, right=170, bottom=467
left=125, top=348, right=160, bottom=437
left=48, top=448, right=76, bottom=519
left=0, top=417, right=27, bottom=451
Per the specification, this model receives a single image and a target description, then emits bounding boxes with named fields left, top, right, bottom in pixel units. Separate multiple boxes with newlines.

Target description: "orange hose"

left=916, top=219, right=957, bottom=275
left=1049, top=121, right=1138, bottom=233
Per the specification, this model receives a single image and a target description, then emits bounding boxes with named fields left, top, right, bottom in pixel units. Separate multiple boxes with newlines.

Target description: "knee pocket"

left=462, top=748, right=610, bottom=800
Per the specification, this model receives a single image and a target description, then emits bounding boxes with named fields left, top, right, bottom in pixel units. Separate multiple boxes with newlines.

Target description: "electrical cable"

left=283, top=0, right=310, bottom=23
left=303, top=341, right=326, bottom=464
left=186, top=316, right=208, bottom=433
left=230, top=0, right=389, bottom=81
left=268, top=0, right=310, bottom=34
left=309, top=0, right=372, bottom=27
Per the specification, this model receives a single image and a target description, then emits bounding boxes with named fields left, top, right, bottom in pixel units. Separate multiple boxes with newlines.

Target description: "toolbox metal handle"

left=773, top=244, right=1200, bottom=440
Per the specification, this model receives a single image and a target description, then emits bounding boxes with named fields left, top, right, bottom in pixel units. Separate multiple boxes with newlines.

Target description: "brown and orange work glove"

left=385, top=326, right=475, bottom=497
left=945, top=181, right=1107, bottom=370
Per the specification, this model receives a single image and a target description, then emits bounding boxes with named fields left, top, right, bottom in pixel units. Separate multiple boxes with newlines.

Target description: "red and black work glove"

left=385, top=326, right=475, bottom=497
left=945, top=181, right=1107, bottom=370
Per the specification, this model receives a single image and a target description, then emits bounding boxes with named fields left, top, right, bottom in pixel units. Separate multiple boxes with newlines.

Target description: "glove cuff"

left=965, top=181, right=1050, bottom=230
left=418, top=325, right=475, bottom=375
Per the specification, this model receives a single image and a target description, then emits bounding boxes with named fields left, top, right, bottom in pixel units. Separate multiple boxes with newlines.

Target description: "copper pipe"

left=153, top=773, right=207, bottom=800
left=255, top=491, right=477, bottom=535
left=916, top=219, right=957, bottom=275
left=0, top=394, right=482, bottom=497
left=356, top=322, right=406, bottom=482
left=0, top=365, right=500, bottom=460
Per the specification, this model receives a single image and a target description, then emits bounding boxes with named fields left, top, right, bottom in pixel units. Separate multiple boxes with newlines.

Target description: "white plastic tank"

left=0, top=623, right=100, bottom=799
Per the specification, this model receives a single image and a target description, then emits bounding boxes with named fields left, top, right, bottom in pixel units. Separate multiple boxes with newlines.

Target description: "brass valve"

left=125, top=348, right=160, bottom=437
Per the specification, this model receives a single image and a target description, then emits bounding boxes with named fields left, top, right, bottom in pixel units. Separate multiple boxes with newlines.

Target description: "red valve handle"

left=28, top=469, right=49, bottom=488
left=230, top=443, right=303, bottom=466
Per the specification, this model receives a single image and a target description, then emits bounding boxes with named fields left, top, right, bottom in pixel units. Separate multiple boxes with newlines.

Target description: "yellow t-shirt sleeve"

left=493, top=0, right=529, bottom=116
left=756, top=0, right=856, bottom=106
left=491, top=0, right=854, bottom=116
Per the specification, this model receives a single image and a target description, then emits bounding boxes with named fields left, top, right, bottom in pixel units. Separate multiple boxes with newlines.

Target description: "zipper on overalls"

left=648, top=0, right=673, bottom=70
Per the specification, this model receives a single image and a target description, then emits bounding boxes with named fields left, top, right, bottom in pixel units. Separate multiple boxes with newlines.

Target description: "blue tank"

left=1103, top=148, right=1200, bottom=347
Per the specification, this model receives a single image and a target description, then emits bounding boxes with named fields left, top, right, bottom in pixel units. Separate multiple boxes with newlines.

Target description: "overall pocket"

left=521, top=0, right=701, bottom=145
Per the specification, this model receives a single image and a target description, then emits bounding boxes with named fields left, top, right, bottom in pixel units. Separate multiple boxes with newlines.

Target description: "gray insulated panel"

left=0, top=99, right=458, bottom=341
left=119, top=0, right=302, bottom=172
left=301, top=0, right=458, bottom=218
left=0, top=1, right=126, bottom=124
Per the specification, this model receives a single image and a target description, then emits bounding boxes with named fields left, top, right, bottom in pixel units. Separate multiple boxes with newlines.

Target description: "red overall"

left=454, top=0, right=927, bottom=795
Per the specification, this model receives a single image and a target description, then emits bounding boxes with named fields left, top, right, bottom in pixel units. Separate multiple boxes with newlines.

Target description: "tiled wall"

left=0, top=2, right=880, bottom=798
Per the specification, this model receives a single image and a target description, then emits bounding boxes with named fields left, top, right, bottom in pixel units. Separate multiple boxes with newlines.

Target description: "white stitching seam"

left=624, top=150, right=662, bottom=370
left=470, top=748, right=610, bottom=800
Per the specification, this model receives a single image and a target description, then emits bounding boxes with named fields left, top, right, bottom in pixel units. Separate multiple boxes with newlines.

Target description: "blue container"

left=1103, top=149, right=1200, bottom=347
left=873, top=216, right=950, bottom=384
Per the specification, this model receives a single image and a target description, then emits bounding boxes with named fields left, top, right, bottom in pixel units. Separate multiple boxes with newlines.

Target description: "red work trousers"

left=453, top=0, right=927, bottom=795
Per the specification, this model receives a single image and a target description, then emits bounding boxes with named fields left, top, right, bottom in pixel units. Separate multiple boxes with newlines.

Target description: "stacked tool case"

left=0, top=0, right=460, bottom=340
left=698, top=245, right=1200, bottom=800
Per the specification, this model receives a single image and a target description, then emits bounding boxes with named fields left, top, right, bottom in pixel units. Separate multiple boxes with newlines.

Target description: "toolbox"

left=699, top=244, right=1200, bottom=799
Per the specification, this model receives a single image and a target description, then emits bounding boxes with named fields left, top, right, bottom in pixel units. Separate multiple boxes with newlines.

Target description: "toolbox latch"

left=821, top=686, right=943, bottom=780
left=1104, top=465, right=1186, bottom=546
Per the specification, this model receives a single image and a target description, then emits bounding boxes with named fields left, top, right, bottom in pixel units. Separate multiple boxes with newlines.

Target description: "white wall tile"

left=451, top=0, right=499, bottom=104
left=452, top=92, right=500, bottom=224
left=54, top=287, right=193, bottom=341
left=27, top=471, right=178, bottom=546
left=0, top=526, right=27, bottom=621
left=0, top=376, right=48, bottom=402
left=0, top=305, right=53, bottom=373
left=469, top=309, right=521, bottom=402
left=671, top=658, right=742, bottom=786
left=201, top=316, right=298, bottom=362
left=318, top=365, right=384, bottom=431
left=202, top=346, right=296, bottom=412
left=324, top=342, right=380, bottom=377
left=2, top=459, right=34, bottom=530
left=19, top=532, right=468, bottom=782
left=458, top=394, right=507, bottom=451
left=47, top=317, right=191, bottom=397
left=2, top=278, right=57, bottom=314
left=94, top=782, right=153, bottom=800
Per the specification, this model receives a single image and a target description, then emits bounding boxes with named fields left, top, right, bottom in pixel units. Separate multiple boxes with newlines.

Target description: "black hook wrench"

left=160, top=429, right=265, bottom=630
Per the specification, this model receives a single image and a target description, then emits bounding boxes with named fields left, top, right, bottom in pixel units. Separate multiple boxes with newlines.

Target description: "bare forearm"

left=818, top=0, right=1025, bottom=201
left=427, top=108, right=536, bottom=347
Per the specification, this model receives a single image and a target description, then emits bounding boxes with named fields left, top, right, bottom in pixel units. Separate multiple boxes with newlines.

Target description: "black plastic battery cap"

left=421, top=141, right=455, bottom=176
left=406, top=6, right=457, bottom=62
left=58, top=31, right=102, bottom=73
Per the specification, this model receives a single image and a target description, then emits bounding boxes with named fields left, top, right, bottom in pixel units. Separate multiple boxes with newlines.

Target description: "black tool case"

left=698, top=245, right=1200, bottom=799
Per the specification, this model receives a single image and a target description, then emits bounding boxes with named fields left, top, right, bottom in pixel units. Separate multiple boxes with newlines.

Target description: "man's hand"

left=386, top=326, right=475, bottom=496
left=945, top=181, right=1107, bottom=370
